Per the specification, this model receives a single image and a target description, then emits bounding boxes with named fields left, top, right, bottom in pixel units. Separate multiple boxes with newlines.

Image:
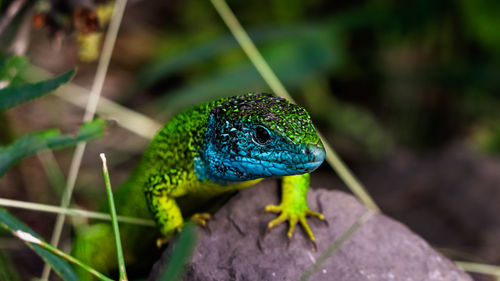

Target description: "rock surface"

left=150, top=180, right=472, bottom=281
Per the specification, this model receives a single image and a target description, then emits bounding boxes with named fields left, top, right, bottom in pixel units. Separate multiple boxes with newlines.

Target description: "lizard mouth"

left=206, top=143, right=326, bottom=182
left=230, top=157, right=324, bottom=177
left=293, top=159, right=324, bottom=170
left=302, top=143, right=326, bottom=163
left=233, top=143, right=325, bottom=176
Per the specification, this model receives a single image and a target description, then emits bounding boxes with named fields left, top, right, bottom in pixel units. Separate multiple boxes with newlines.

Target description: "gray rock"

left=150, top=180, right=472, bottom=281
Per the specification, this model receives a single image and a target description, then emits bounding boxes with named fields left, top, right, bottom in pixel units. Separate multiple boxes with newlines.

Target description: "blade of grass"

left=0, top=207, right=79, bottom=281
left=209, top=0, right=380, bottom=212
left=44, top=0, right=129, bottom=279
left=0, top=0, right=27, bottom=35
left=0, top=206, right=112, bottom=281
left=100, top=153, right=128, bottom=281
left=157, top=223, right=197, bottom=281
left=0, top=197, right=155, bottom=226
left=455, top=261, right=500, bottom=279
left=209, top=0, right=291, bottom=100
left=12, top=230, right=113, bottom=281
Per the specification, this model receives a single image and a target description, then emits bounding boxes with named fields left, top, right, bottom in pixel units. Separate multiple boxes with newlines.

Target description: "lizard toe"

left=191, top=213, right=211, bottom=227
left=265, top=204, right=282, bottom=213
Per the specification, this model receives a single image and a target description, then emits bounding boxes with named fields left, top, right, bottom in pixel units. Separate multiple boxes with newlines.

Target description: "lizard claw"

left=190, top=213, right=211, bottom=227
left=265, top=204, right=282, bottom=213
left=305, top=209, right=325, bottom=220
left=310, top=240, right=318, bottom=252
left=156, top=236, right=172, bottom=248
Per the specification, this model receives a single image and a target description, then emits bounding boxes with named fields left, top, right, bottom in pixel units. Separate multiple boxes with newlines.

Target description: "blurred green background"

left=1, top=0, right=499, bottom=280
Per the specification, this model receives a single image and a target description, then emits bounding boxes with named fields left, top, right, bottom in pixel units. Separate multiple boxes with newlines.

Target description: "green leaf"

left=158, top=223, right=196, bottom=281
left=0, top=119, right=106, bottom=177
left=32, top=247, right=80, bottom=281
left=0, top=207, right=80, bottom=281
left=0, top=69, right=75, bottom=111
left=0, top=56, right=28, bottom=86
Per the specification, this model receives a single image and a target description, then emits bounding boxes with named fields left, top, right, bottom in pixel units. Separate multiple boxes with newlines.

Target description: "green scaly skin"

left=72, top=93, right=325, bottom=279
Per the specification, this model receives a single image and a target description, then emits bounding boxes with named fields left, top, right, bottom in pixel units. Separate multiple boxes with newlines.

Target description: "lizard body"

left=73, top=93, right=325, bottom=278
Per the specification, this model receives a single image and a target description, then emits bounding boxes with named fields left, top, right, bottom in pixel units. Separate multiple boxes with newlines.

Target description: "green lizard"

left=73, top=93, right=326, bottom=278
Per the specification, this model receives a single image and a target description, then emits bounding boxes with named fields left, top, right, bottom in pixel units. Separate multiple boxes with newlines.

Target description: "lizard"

left=72, top=92, right=326, bottom=278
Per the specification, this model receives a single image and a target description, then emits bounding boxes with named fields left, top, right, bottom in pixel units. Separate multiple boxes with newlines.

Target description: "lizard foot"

left=156, top=226, right=182, bottom=248
left=265, top=204, right=325, bottom=242
left=156, top=236, right=171, bottom=248
left=190, top=213, right=211, bottom=227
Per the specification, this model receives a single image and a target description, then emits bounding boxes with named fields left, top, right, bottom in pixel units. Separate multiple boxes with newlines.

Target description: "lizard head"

left=201, top=93, right=325, bottom=182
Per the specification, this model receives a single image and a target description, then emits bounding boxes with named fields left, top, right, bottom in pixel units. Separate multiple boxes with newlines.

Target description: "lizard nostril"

left=303, top=147, right=311, bottom=155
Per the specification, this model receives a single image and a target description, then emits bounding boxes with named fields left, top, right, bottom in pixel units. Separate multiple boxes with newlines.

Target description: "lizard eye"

left=253, top=126, right=271, bottom=145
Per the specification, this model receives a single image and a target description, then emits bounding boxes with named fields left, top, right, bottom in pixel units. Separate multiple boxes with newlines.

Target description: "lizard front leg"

left=145, top=190, right=184, bottom=246
left=265, top=173, right=325, bottom=241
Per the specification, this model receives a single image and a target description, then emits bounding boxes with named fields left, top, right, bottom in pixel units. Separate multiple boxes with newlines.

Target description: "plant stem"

left=455, top=261, right=500, bottom=279
left=100, top=153, right=128, bottom=281
left=0, top=197, right=155, bottom=226
left=0, top=0, right=27, bottom=35
left=44, top=0, right=129, bottom=278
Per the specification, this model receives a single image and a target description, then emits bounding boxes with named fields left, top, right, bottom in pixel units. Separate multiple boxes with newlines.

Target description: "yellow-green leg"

left=265, top=173, right=325, bottom=241
left=146, top=192, right=184, bottom=246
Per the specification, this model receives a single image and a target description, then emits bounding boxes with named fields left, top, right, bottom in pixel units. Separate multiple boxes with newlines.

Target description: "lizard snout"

left=302, top=143, right=325, bottom=163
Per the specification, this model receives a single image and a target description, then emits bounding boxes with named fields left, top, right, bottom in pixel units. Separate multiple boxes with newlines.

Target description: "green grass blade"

left=0, top=69, right=75, bottom=111
left=0, top=207, right=81, bottom=281
left=455, top=261, right=500, bottom=279
left=158, top=223, right=197, bottom=281
left=31, top=246, right=81, bottom=281
left=100, top=153, right=128, bottom=281
left=13, top=231, right=114, bottom=281
left=0, top=119, right=106, bottom=177
left=209, top=0, right=291, bottom=101
left=0, top=197, right=155, bottom=226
